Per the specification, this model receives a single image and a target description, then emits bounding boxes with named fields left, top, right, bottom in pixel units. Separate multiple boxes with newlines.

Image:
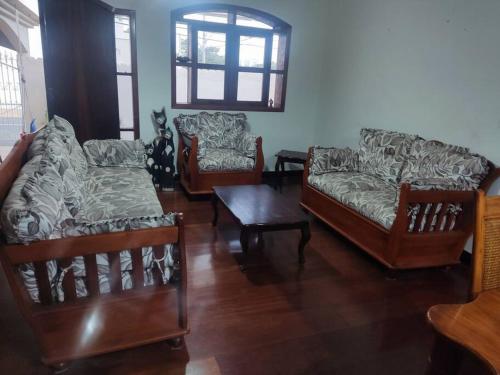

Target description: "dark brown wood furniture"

left=301, top=148, right=500, bottom=270
left=212, top=185, right=311, bottom=269
left=426, top=191, right=500, bottom=375
left=174, top=120, right=264, bottom=196
left=0, top=136, right=188, bottom=369
left=274, top=149, right=307, bottom=192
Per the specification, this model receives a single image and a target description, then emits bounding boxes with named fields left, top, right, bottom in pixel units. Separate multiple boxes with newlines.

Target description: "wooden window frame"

left=171, top=4, right=291, bottom=112
left=115, top=8, right=140, bottom=139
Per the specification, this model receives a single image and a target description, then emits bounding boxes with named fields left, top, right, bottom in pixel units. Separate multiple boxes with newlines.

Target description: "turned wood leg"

left=298, top=223, right=311, bottom=264
left=240, top=227, right=250, bottom=272
left=167, top=336, right=185, bottom=350
left=211, top=194, right=218, bottom=227
left=274, top=157, right=280, bottom=190
left=279, top=160, right=285, bottom=193
left=425, top=335, right=463, bottom=375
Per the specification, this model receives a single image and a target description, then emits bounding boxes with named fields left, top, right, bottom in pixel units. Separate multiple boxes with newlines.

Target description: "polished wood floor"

left=0, top=179, right=486, bottom=374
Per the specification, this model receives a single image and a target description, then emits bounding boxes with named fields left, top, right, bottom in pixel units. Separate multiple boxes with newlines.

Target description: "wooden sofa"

left=301, top=129, right=500, bottom=270
left=174, top=112, right=264, bottom=195
left=0, top=123, right=188, bottom=369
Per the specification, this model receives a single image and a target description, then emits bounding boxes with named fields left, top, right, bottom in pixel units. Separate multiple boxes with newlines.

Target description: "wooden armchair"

left=174, top=112, right=264, bottom=195
left=426, top=190, right=500, bottom=375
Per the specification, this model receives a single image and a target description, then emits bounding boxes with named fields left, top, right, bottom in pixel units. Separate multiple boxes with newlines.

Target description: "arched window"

left=171, top=4, right=291, bottom=112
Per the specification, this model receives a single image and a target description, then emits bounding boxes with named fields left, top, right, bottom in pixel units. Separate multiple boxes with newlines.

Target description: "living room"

left=0, top=0, right=499, bottom=374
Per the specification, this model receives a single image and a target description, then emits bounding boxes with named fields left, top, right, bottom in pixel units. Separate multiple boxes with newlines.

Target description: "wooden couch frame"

left=0, top=136, right=188, bottom=369
left=174, top=119, right=264, bottom=195
left=300, top=147, right=500, bottom=270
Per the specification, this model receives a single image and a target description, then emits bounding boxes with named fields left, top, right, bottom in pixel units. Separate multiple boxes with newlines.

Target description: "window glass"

left=176, top=66, right=190, bottom=103
left=115, top=15, right=131, bottom=73
left=117, top=75, right=134, bottom=129
left=236, top=14, right=273, bottom=29
left=237, top=72, right=263, bottom=101
left=271, top=33, right=286, bottom=70
left=184, top=12, right=228, bottom=24
left=197, top=69, right=225, bottom=100
left=175, top=23, right=189, bottom=61
left=239, top=36, right=265, bottom=68
left=268, top=73, right=283, bottom=108
left=120, top=131, right=134, bottom=140
left=198, top=31, right=226, bottom=65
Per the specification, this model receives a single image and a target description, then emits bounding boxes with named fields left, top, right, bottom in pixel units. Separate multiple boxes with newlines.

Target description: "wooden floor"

left=0, top=179, right=487, bottom=374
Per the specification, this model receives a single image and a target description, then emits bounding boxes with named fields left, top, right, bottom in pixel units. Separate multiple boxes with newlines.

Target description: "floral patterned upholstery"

left=198, top=148, right=255, bottom=172
left=310, top=146, right=359, bottom=175
left=359, top=128, right=417, bottom=185
left=83, top=139, right=146, bottom=168
left=176, top=112, right=258, bottom=171
left=0, top=116, right=179, bottom=303
left=400, top=138, right=489, bottom=190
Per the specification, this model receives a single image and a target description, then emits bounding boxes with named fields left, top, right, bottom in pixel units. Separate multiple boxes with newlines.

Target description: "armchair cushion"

left=198, top=148, right=255, bottom=172
left=310, top=146, right=359, bottom=175
left=234, top=132, right=258, bottom=159
left=53, top=115, right=88, bottom=180
left=197, top=112, right=247, bottom=149
left=400, top=138, right=489, bottom=190
left=83, top=139, right=146, bottom=168
left=358, top=128, right=417, bottom=185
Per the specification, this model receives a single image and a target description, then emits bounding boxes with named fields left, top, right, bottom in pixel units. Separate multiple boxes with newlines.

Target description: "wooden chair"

left=426, top=190, right=500, bottom=375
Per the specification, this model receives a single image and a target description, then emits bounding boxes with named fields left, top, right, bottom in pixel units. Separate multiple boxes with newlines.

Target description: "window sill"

left=171, top=103, right=285, bottom=112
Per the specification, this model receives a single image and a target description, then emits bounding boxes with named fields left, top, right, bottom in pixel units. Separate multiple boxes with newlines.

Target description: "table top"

left=427, top=288, right=500, bottom=372
left=213, top=185, right=309, bottom=227
left=275, top=150, right=308, bottom=161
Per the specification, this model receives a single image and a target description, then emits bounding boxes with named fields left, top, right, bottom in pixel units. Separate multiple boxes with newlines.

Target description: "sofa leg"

left=167, top=336, right=185, bottom=350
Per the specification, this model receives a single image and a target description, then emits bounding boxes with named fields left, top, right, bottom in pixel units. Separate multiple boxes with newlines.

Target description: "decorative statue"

left=145, top=107, right=175, bottom=191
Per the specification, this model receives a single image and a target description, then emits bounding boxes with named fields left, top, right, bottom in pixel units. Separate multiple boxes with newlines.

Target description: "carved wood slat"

left=131, top=248, right=144, bottom=289
left=58, top=258, right=77, bottom=302
left=435, top=203, right=449, bottom=232
left=33, top=261, right=53, bottom=305
left=414, top=203, right=427, bottom=233
left=84, top=255, right=99, bottom=297
left=107, top=252, right=122, bottom=294
left=444, top=204, right=458, bottom=232
left=424, top=203, right=439, bottom=232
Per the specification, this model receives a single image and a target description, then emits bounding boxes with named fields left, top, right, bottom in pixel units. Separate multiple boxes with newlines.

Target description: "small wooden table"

left=274, top=150, right=308, bottom=192
left=212, top=185, right=311, bottom=270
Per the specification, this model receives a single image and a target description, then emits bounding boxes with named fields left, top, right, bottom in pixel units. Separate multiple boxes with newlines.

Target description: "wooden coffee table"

left=212, top=185, right=311, bottom=270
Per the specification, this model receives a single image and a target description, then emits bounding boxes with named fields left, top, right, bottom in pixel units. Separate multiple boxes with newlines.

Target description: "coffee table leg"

left=298, top=223, right=311, bottom=264
left=240, top=227, right=250, bottom=271
left=211, top=194, right=218, bottom=226
left=274, top=157, right=280, bottom=190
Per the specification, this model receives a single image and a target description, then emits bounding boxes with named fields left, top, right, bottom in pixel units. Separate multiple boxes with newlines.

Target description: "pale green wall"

left=315, top=0, right=500, bottom=195
left=107, top=0, right=330, bottom=170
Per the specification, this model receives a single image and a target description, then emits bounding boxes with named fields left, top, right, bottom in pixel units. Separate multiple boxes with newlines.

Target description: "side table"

left=274, top=150, right=308, bottom=192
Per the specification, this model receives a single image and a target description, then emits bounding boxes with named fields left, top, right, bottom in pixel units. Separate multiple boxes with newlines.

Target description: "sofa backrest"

left=175, top=112, right=247, bottom=149
left=400, top=138, right=489, bottom=190
left=358, top=128, right=416, bottom=185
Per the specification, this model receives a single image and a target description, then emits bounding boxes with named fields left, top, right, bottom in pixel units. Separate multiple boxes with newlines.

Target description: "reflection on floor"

left=0, top=179, right=487, bottom=374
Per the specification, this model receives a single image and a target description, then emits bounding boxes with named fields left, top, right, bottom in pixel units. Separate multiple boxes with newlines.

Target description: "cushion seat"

left=79, top=167, right=163, bottom=221
left=198, top=148, right=255, bottom=172
left=308, top=172, right=398, bottom=229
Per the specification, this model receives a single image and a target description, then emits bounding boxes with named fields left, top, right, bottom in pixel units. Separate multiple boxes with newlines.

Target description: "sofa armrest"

left=399, top=177, right=469, bottom=192
left=235, top=132, right=259, bottom=158
left=83, top=139, right=146, bottom=168
left=309, top=146, right=359, bottom=175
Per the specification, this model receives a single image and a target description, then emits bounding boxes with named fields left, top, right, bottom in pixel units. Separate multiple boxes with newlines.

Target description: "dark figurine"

left=145, top=107, right=175, bottom=191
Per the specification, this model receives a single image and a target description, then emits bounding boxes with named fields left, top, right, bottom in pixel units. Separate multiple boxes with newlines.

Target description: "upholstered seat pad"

left=198, top=148, right=255, bottom=172
left=79, top=167, right=163, bottom=221
left=308, top=172, right=397, bottom=229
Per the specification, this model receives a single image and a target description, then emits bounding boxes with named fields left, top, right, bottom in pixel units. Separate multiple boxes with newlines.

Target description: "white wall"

left=315, top=0, right=500, bottom=194
left=106, top=0, right=330, bottom=170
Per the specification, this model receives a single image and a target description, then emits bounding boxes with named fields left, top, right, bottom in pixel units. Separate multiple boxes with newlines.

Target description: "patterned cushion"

left=342, top=190, right=397, bottom=230
left=52, top=116, right=88, bottom=180
left=400, top=138, right=489, bottom=190
left=83, top=139, right=146, bottom=168
left=308, top=172, right=396, bottom=204
left=78, top=167, right=163, bottom=221
left=310, top=146, right=359, bottom=175
left=176, top=113, right=200, bottom=135
left=27, top=122, right=53, bottom=159
left=234, top=132, right=258, bottom=159
left=20, top=213, right=177, bottom=303
left=358, top=128, right=417, bottom=185
left=198, top=148, right=255, bottom=172
left=196, top=112, right=247, bottom=150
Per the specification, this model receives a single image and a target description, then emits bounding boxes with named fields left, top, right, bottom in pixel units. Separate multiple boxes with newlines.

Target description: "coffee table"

left=212, top=185, right=311, bottom=269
